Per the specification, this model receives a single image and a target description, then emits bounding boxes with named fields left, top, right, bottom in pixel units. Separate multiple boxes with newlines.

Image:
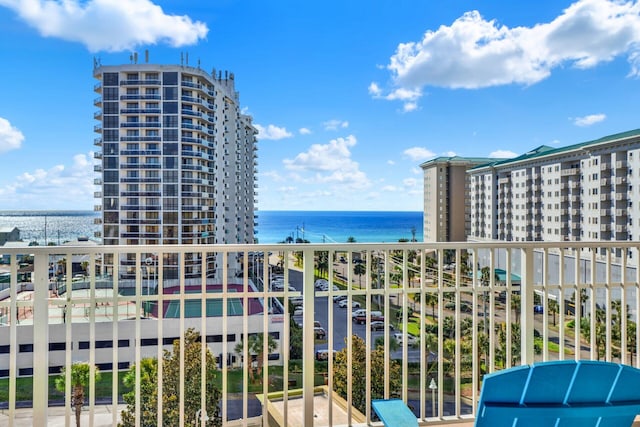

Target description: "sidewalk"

left=0, top=405, right=124, bottom=427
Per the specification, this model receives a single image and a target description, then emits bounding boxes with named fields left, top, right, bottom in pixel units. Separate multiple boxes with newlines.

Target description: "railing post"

left=302, top=249, right=315, bottom=426
left=520, top=247, right=534, bottom=365
left=33, top=251, right=49, bottom=426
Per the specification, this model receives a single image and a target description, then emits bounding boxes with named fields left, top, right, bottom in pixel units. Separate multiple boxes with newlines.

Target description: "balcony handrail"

left=2, top=241, right=640, bottom=425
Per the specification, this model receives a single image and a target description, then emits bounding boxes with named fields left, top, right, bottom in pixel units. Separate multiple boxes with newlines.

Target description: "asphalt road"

left=280, top=264, right=429, bottom=363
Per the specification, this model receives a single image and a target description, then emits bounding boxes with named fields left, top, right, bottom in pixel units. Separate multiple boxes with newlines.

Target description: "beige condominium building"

left=468, top=129, right=640, bottom=259
left=92, top=57, right=258, bottom=279
left=421, top=156, right=493, bottom=242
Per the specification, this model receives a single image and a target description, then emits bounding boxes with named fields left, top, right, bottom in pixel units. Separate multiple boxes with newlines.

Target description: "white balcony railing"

left=1, top=242, right=640, bottom=426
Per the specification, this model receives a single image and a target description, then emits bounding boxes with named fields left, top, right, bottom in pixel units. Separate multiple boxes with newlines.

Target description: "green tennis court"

left=164, top=293, right=245, bottom=318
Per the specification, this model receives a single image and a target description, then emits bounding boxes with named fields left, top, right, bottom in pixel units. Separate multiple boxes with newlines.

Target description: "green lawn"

left=0, top=372, right=130, bottom=402
left=0, top=365, right=328, bottom=403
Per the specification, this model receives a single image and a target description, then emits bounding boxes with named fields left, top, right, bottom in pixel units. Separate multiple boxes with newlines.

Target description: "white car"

left=393, top=332, right=417, bottom=346
left=338, top=299, right=360, bottom=309
left=293, top=307, right=303, bottom=316
left=318, top=283, right=339, bottom=292
left=314, top=279, right=329, bottom=289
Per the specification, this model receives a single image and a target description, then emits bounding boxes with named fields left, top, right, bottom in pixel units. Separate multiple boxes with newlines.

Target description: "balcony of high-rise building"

left=2, top=241, right=640, bottom=426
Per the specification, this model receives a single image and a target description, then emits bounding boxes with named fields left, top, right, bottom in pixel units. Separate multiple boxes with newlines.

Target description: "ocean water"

left=0, top=211, right=99, bottom=245
left=256, top=211, right=423, bottom=244
left=0, top=210, right=423, bottom=245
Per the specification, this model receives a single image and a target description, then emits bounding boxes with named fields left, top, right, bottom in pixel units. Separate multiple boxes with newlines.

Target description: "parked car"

left=370, top=321, right=394, bottom=331
left=353, top=311, right=384, bottom=324
left=293, top=307, right=303, bottom=316
left=333, top=295, right=347, bottom=303
left=338, top=299, right=360, bottom=309
left=314, top=327, right=327, bottom=339
left=272, top=282, right=296, bottom=292
left=352, top=309, right=367, bottom=319
left=314, top=279, right=329, bottom=289
left=315, top=349, right=336, bottom=361
left=393, top=332, right=417, bottom=346
left=318, top=283, right=339, bottom=292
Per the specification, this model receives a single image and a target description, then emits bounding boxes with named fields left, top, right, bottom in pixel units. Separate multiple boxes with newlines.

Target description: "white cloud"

left=0, top=0, right=208, bottom=52
left=374, top=0, right=640, bottom=109
left=261, top=170, right=284, bottom=182
left=370, top=84, right=422, bottom=112
left=299, top=127, right=312, bottom=135
left=323, top=119, right=349, bottom=131
left=403, top=178, right=417, bottom=187
left=411, top=167, right=422, bottom=174
left=403, top=102, right=418, bottom=112
left=283, top=135, right=371, bottom=190
left=443, top=151, right=457, bottom=157
left=0, top=117, right=24, bottom=153
left=277, top=186, right=297, bottom=193
left=403, top=147, right=435, bottom=161
left=573, top=113, right=606, bottom=126
left=253, top=124, right=293, bottom=140
left=381, top=185, right=398, bottom=192
left=368, top=82, right=382, bottom=96
left=489, top=149, right=517, bottom=158
left=387, top=160, right=396, bottom=165
left=0, top=152, right=95, bottom=209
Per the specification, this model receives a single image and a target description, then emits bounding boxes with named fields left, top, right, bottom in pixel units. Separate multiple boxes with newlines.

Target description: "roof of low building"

left=2, top=241, right=30, bottom=248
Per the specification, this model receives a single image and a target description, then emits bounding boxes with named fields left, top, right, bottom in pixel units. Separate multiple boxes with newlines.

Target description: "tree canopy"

left=55, top=362, right=101, bottom=427
left=333, top=335, right=401, bottom=414
left=119, top=328, right=221, bottom=426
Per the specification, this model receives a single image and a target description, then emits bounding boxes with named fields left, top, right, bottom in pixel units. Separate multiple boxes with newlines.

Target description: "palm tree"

left=548, top=298, right=559, bottom=326
left=55, top=362, right=101, bottom=427
left=81, top=261, right=89, bottom=277
left=234, top=333, right=278, bottom=382
left=511, top=294, right=521, bottom=324
left=424, top=292, right=438, bottom=318
left=628, top=321, right=637, bottom=365
left=410, top=292, right=421, bottom=312
left=316, top=251, right=329, bottom=277
left=570, top=288, right=589, bottom=317
left=354, top=263, right=366, bottom=287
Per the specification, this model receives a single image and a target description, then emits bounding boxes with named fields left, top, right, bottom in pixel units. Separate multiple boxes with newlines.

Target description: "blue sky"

left=0, top=0, right=640, bottom=211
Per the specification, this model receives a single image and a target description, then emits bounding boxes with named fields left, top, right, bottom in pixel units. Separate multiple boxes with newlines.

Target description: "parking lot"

left=274, top=267, right=426, bottom=362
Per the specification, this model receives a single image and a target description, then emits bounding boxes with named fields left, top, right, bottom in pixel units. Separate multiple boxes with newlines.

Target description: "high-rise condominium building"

left=93, top=58, right=258, bottom=278
left=468, top=129, right=640, bottom=258
left=421, top=156, right=493, bottom=242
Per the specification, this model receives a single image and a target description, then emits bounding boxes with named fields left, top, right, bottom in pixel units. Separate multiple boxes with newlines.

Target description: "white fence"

left=0, top=241, right=639, bottom=426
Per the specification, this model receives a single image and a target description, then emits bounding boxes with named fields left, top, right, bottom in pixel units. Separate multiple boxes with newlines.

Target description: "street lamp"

left=429, top=377, right=437, bottom=417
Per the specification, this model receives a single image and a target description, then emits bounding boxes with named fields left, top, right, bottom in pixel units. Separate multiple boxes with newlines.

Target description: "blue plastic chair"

left=475, top=360, right=640, bottom=427
left=372, top=399, right=418, bottom=427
